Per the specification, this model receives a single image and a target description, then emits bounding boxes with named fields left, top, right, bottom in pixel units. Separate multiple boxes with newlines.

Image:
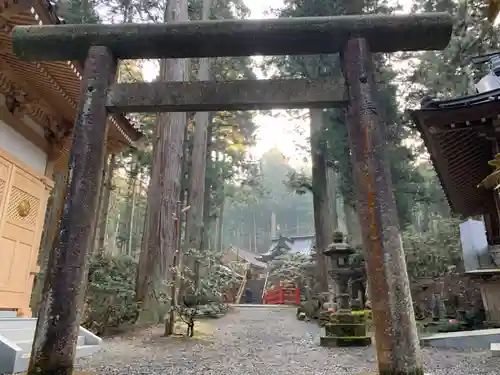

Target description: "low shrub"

left=82, top=254, right=139, bottom=335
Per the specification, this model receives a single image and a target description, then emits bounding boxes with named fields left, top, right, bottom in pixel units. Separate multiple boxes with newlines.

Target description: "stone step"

left=420, top=328, right=500, bottom=350
left=0, top=310, right=17, bottom=318
left=15, top=335, right=85, bottom=352
left=0, top=317, right=102, bottom=374
left=0, top=318, right=36, bottom=330
left=490, top=342, right=500, bottom=356
left=1, top=327, right=38, bottom=342
left=20, top=343, right=94, bottom=359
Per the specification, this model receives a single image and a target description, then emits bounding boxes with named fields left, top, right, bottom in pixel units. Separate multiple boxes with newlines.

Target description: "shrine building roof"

left=409, top=90, right=500, bottom=217
left=1, top=0, right=143, bottom=153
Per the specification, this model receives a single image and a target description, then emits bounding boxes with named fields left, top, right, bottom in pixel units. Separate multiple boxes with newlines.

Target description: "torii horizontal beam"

left=105, top=79, right=347, bottom=113
left=12, top=13, right=453, bottom=61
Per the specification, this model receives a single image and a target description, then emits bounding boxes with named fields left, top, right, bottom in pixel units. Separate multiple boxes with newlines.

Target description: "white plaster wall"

left=0, top=119, right=47, bottom=175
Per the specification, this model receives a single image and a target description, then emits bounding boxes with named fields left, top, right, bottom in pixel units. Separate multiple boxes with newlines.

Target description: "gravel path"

left=77, top=306, right=500, bottom=374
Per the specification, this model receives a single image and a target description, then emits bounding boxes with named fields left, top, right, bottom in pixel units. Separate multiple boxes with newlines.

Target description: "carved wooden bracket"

left=44, top=118, right=71, bottom=148
left=0, top=0, right=33, bottom=19
left=4, top=90, right=20, bottom=113
left=0, top=67, right=73, bottom=160
left=0, top=69, right=64, bottom=130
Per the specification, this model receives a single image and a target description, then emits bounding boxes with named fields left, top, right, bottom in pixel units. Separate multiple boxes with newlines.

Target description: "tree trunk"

left=270, top=212, right=276, bottom=239
left=136, top=0, right=189, bottom=312
left=164, top=201, right=182, bottom=336
left=127, top=172, right=137, bottom=257
left=81, top=0, right=89, bottom=22
left=185, top=0, right=213, bottom=287
left=252, top=210, right=257, bottom=252
left=112, top=212, right=120, bottom=256
left=344, top=202, right=362, bottom=247
left=180, top=128, right=192, bottom=258
left=420, top=201, right=430, bottom=233
left=212, top=149, right=221, bottom=250
left=216, top=196, right=225, bottom=253
left=310, top=108, right=333, bottom=293
left=174, top=125, right=192, bottom=305
left=97, top=153, right=116, bottom=255
left=200, top=125, right=214, bottom=252
left=127, top=159, right=139, bottom=257
left=326, top=166, right=338, bottom=230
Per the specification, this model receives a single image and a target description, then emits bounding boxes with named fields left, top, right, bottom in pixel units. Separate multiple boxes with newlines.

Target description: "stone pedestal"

left=320, top=232, right=371, bottom=347
left=320, top=311, right=372, bottom=347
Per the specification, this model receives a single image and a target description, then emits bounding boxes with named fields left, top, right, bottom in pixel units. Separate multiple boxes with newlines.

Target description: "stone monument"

left=320, top=231, right=371, bottom=347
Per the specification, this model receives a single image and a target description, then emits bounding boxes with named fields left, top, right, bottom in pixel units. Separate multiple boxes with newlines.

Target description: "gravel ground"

left=77, top=306, right=500, bottom=374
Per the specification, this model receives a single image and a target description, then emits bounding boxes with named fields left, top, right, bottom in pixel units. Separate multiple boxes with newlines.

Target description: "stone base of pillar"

left=320, top=335, right=372, bottom=347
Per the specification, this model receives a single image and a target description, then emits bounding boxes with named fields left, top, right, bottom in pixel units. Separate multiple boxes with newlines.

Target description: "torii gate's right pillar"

left=342, top=39, right=422, bottom=374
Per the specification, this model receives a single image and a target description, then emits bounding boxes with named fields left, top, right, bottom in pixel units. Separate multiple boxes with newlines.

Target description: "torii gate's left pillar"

left=28, top=46, right=116, bottom=375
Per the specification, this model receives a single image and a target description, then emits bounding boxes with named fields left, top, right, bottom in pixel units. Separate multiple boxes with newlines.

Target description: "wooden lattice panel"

left=0, top=157, right=11, bottom=215
left=0, top=152, right=49, bottom=315
left=0, top=179, right=4, bottom=204
left=6, top=186, right=39, bottom=227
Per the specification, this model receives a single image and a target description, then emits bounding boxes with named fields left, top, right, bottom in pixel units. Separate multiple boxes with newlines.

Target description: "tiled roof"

left=265, top=234, right=316, bottom=256
left=229, top=247, right=267, bottom=268
left=409, top=92, right=498, bottom=217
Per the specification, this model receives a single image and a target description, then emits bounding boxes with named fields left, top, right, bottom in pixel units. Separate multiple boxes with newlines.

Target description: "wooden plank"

left=105, top=79, right=347, bottom=113
left=12, top=13, right=453, bottom=61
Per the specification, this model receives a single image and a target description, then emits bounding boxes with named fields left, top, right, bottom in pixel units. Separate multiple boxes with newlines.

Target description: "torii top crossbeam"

left=12, top=13, right=452, bottom=61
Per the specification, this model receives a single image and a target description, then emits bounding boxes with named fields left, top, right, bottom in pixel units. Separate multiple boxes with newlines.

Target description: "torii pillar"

left=342, top=39, right=423, bottom=374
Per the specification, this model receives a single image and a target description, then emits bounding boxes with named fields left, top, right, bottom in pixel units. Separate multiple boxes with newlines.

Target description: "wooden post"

left=342, top=38, right=422, bottom=375
left=279, top=285, right=285, bottom=305
left=27, top=45, right=116, bottom=375
left=295, top=287, right=301, bottom=305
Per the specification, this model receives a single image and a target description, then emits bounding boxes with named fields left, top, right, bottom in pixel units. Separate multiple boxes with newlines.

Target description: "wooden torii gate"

left=12, top=13, right=452, bottom=375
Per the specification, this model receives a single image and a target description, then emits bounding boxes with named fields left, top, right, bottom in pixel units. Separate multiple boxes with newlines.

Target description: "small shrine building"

left=410, top=61, right=500, bottom=323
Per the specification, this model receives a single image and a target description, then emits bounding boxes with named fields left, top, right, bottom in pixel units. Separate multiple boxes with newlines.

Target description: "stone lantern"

left=319, top=231, right=371, bottom=347
left=324, top=231, right=353, bottom=311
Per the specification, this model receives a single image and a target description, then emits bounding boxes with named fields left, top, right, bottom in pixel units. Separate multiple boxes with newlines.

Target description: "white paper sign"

left=459, top=218, right=490, bottom=271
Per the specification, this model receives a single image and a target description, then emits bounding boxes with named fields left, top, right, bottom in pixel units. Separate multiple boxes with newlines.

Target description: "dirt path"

left=77, top=306, right=500, bottom=375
